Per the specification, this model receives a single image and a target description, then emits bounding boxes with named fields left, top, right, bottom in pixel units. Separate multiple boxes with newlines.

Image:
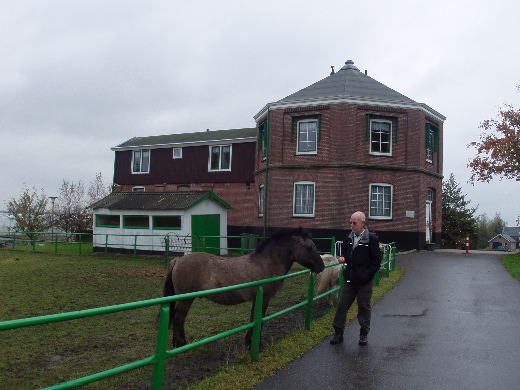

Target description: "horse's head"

left=292, top=233, right=325, bottom=274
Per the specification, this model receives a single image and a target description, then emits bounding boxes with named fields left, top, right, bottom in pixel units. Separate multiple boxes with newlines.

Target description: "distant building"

left=0, top=211, right=13, bottom=232
left=488, top=226, right=520, bottom=250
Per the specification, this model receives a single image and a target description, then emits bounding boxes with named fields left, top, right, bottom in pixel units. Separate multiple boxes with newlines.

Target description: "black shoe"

left=359, top=333, right=368, bottom=345
left=330, top=329, right=344, bottom=345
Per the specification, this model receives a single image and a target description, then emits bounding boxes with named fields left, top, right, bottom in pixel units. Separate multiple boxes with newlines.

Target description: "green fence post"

left=151, top=303, right=170, bottom=390
left=32, top=235, right=36, bottom=251
left=134, top=235, right=137, bottom=259
left=304, top=272, right=315, bottom=330
left=78, top=234, right=83, bottom=256
left=330, top=236, right=336, bottom=256
left=250, top=286, right=264, bottom=361
left=54, top=233, right=58, bottom=254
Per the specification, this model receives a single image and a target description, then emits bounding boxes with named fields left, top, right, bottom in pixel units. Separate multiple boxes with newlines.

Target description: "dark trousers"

left=332, top=279, right=373, bottom=334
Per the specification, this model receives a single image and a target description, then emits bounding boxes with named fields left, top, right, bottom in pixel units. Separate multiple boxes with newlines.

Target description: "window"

left=369, top=184, right=393, bottom=219
left=258, top=122, right=267, bottom=161
left=132, top=186, right=145, bottom=192
left=370, top=120, right=392, bottom=155
left=209, top=145, right=231, bottom=171
left=297, top=120, right=317, bottom=154
left=96, top=214, right=120, bottom=228
left=258, top=184, right=264, bottom=217
left=293, top=182, right=315, bottom=217
left=426, top=123, right=439, bottom=163
left=173, top=148, right=182, bottom=159
left=123, top=215, right=149, bottom=229
left=153, top=216, right=181, bottom=230
left=132, top=150, right=150, bottom=174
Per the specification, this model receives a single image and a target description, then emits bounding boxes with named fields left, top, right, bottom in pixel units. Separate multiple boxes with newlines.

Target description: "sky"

left=1, top=0, right=519, bottom=225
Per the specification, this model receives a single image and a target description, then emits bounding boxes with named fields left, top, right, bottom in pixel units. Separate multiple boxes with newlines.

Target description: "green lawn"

left=502, top=252, right=520, bottom=281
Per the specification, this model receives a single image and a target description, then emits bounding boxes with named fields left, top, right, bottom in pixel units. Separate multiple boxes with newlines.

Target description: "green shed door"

left=191, top=214, right=220, bottom=255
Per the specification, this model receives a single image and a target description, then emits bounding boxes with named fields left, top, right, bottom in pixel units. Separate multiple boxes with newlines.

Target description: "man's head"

left=349, top=211, right=366, bottom=236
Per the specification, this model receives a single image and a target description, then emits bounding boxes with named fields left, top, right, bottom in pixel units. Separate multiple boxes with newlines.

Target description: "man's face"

left=349, top=215, right=364, bottom=236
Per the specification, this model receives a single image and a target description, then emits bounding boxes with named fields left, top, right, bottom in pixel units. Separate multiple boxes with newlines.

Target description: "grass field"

left=0, top=248, right=403, bottom=389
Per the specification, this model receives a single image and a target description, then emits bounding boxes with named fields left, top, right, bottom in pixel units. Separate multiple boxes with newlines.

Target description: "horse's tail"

left=163, top=258, right=177, bottom=327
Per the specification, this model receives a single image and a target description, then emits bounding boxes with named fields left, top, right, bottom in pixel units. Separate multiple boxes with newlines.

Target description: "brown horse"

left=163, top=227, right=325, bottom=347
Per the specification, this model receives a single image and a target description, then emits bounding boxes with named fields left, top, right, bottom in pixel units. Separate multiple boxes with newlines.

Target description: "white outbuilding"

left=91, top=191, right=232, bottom=255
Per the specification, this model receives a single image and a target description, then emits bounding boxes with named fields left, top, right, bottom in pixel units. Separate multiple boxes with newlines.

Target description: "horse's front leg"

left=172, top=298, right=194, bottom=347
left=245, top=297, right=271, bottom=347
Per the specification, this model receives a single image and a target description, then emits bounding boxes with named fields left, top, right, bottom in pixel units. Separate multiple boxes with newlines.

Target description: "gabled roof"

left=488, top=233, right=516, bottom=243
left=254, top=60, right=445, bottom=122
left=113, top=127, right=257, bottom=150
left=91, top=191, right=233, bottom=210
left=502, top=226, right=520, bottom=237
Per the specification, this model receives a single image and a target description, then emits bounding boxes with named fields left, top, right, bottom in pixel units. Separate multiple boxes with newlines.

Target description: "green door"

left=191, top=214, right=220, bottom=254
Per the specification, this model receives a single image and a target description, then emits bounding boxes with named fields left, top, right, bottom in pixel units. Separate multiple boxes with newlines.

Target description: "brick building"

left=110, top=60, right=445, bottom=251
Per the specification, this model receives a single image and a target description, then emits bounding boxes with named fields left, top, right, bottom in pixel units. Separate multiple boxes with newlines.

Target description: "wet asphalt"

left=253, top=250, right=520, bottom=390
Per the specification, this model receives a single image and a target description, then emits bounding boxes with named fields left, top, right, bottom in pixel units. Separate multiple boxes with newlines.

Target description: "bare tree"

left=6, top=186, right=49, bottom=239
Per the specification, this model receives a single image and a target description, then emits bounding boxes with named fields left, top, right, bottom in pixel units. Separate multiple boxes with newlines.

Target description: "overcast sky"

left=1, top=0, right=519, bottom=225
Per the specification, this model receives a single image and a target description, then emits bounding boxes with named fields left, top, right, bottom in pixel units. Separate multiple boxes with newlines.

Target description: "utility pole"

left=49, top=196, right=57, bottom=234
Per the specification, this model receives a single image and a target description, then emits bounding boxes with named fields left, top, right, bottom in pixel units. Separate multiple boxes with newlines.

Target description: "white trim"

left=255, top=97, right=446, bottom=123
left=296, top=119, right=318, bottom=155
left=258, top=184, right=264, bottom=217
left=369, top=183, right=393, bottom=220
left=208, top=144, right=232, bottom=172
left=112, top=136, right=255, bottom=151
left=369, top=119, right=392, bottom=156
left=172, top=147, right=182, bottom=159
left=131, top=149, right=150, bottom=174
left=293, top=181, right=315, bottom=217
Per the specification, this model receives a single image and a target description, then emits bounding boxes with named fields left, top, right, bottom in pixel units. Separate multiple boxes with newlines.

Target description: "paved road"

left=254, top=250, right=520, bottom=390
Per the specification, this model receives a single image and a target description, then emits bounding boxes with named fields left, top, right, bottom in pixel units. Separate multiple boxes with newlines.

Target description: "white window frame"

left=208, top=145, right=232, bottom=172
left=131, top=150, right=150, bottom=174
left=132, top=186, right=145, bottom=192
left=293, top=181, right=315, bottom=217
left=258, top=184, right=264, bottom=217
left=296, top=119, right=318, bottom=155
left=369, top=183, right=393, bottom=220
left=173, top=147, right=182, bottom=159
left=370, top=119, right=392, bottom=156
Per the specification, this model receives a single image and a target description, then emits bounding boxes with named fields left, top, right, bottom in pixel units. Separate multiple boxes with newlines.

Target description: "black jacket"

left=341, top=228, right=381, bottom=286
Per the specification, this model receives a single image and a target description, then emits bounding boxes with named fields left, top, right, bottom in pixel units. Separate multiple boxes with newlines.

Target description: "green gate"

left=191, top=214, right=220, bottom=254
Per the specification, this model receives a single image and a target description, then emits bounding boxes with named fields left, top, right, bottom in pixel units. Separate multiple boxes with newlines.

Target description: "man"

left=330, top=211, right=381, bottom=346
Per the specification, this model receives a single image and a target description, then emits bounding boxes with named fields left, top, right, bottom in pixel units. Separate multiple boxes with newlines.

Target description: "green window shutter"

left=366, top=114, right=370, bottom=141
left=317, top=114, right=322, bottom=141
left=291, top=117, right=295, bottom=142
left=395, top=118, right=399, bottom=143
left=257, top=125, right=263, bottom=150
left=433, top=125, right=439, bottom=152
left=425, top=123, right=431, bottom=149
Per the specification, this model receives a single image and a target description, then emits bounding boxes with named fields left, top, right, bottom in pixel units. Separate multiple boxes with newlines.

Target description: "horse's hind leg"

left=172, top=298, right=194, bottom=347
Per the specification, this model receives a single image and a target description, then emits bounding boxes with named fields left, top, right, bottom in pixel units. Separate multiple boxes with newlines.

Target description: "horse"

left=162, top=227, right=325, bottom=347
left=316, top=254, right=342, bottom=304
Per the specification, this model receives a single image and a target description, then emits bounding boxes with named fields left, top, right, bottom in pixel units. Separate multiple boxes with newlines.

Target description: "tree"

left=55, top=180, right=91, bottom=236
left=476, top=213, right=506, bottom=249
left=467, top=88, right=520, bottom=182
left=6, top=186, right=49, bottom=239
left=442, top=173, right=478, bottom=248
left=55, top=173, right=110, bottom=236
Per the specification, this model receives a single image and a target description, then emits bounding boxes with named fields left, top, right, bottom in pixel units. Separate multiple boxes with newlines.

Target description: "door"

left=191, top=214, right=220, bottom=255
left=426, top=189, right=433, bottom=243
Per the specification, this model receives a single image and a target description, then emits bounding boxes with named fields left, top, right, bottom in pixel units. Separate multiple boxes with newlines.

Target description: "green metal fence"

left=0, top=237, right=396, bottom=389
left=0, top=267, right=336, bottom=390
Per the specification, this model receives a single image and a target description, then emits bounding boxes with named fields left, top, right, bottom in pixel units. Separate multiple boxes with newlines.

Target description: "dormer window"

left=132, top=150, right=150, bottom=174
left=209, top=145, right=231, bottom=171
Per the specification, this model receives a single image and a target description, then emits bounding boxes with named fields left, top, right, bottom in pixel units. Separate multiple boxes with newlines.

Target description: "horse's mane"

left=254, top=227, right=312, bottom=255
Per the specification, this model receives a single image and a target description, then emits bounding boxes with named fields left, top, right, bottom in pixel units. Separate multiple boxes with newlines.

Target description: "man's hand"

left=338, top=256, right=345, bottom=263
